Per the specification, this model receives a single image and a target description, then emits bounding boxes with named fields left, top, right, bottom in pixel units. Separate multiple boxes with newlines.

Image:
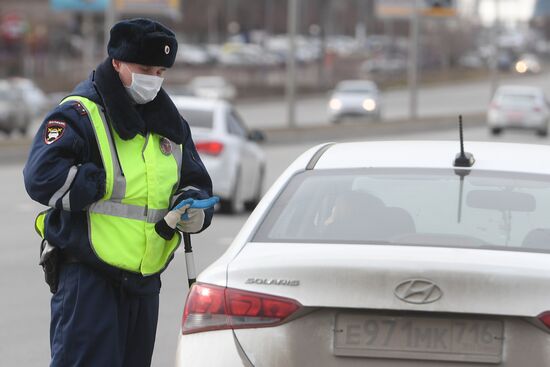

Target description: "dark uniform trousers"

left=50, top=263, right=159, bottom=367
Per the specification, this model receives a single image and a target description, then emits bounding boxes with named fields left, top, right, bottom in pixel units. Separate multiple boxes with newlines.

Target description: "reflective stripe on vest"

left=52, top=96, right=183, bottom=275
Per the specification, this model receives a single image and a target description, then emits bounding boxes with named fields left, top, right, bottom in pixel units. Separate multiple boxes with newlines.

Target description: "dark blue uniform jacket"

left=23, top=58, right=213, bottom=294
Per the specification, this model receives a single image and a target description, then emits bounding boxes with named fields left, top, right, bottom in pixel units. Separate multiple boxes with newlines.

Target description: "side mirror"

left=248, top=130, right=265, bottom=142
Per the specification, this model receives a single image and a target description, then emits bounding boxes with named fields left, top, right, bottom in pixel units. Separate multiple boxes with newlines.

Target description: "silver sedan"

left=487, top=85, right=550, bottom=137
left=328, top=80, right=382, bottom=123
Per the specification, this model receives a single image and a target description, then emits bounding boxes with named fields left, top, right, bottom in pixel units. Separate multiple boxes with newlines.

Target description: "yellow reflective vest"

left=36, top=96, right=182, bottom=275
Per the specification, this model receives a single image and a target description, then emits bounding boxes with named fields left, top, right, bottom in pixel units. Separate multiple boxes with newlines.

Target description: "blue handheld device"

left=175, top=196, right=220, bottom=220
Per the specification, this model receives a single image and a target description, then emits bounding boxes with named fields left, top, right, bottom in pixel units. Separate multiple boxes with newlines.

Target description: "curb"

left=260, top=113, right=486, bottom=145
left=0, top=113, right=487, bottom=163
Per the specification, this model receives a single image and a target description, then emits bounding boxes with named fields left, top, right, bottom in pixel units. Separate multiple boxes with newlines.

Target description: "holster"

left=39, top=240, right=60, bottom=294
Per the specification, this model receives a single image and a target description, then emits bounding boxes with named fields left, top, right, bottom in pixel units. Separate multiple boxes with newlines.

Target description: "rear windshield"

left=179, top=108, right=214, bottom=129
left=337, top=85, right=376, bottom=94
left=496, top=93, right=537, bottom=107
left=253, top=168, right=550, bottom=253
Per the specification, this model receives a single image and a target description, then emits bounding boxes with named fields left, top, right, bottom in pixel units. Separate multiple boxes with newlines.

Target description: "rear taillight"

left=182, top=283, right=302, bottom=335
left=538, top=312, right=550, bottom=329
left=195, top=141, right=224, bottom=156
left=533, top=106, right=543, bottom=112
left=489, top=102, right=500, bottom=110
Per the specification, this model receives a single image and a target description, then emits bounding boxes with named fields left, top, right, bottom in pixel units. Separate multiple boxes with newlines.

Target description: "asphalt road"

left=4, top=69, right=548, bottom=146
left=2, top=123, right=549, bottom=366
left=236, top=70, right=550, bottom=130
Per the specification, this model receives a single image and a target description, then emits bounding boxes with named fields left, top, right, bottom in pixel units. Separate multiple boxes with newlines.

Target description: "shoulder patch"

left=44, top=121, right=66, bottom=145
left=72, top=102, right=88, bottom=116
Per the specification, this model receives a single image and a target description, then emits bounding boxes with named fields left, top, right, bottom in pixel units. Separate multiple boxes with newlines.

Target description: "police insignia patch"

left=160, top=137, right=172, bottom=155
left=44, top=121, right=66, bottom=145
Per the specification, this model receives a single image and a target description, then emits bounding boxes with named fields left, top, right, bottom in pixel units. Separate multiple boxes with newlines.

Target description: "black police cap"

left=108, top=18, right=178, bottom=68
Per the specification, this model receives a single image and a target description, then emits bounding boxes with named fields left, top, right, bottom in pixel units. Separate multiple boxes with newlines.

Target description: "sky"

left=470, top=0, right=536, bottom=24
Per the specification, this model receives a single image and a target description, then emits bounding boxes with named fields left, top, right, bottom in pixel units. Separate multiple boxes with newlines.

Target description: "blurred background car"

left=0, top=79, right=33, bottom=135
left=458, top=52, right=485, bottom=70
left=514, top=53, right=542, bottom=74
left=497, top=51, right=515, bottom=72
left=172, top=95, right=265, bottom=213
left=9, top=77, right=48, bottom=118
left=328, top=79, right=382, bottom=123
left=176, top=140, right=550, bottom=366
left=487, top=85, right=550, bottom=136
left=185, top=76, right=237, bottom=101
left=176, top=43, right=216, bottom=66
left=360, top=57, right=408, bottom=77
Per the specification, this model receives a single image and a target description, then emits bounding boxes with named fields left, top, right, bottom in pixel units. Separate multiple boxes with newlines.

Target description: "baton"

left=176, top=196, right=219, bottom=287
left=183, top=232, right=196, bottom=287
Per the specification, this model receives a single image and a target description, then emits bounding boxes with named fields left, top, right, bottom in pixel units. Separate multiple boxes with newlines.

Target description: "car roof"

left=495, top=85, right=544, bottom=95
left=306, top=140, right=550, bottom=175
left=189, top=76, right=228, bottom=84
left=336, top=80, right=377, bottom=88
left=170, top=95, right=229, bottom=111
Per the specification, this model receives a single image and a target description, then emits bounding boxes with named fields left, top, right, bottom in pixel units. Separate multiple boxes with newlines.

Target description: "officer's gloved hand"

left=173, top=197, right=219, bottom=233
left=163, top=203, right=191, bottom=229
left=176, top=208, right=205, bottom=234
left=155, top=197, right=219, bottom=240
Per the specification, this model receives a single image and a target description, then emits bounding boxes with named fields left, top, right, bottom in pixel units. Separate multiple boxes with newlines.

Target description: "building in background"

left=0, top=0, right=541, bottom=95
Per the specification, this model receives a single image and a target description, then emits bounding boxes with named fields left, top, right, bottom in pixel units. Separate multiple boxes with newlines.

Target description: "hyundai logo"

left=394, top=279, right=443, bottom=304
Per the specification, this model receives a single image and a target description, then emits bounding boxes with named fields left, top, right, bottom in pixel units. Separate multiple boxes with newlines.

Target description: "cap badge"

left=160, top=137, right=172, bottom=156
left=164, top=45, right=170, bottom=55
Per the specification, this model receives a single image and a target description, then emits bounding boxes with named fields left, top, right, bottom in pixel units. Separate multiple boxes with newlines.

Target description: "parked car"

left=458, top=53, right=485, bottom=69
left=0, top=80, right=32, bottom=135
left=172, top=95, right=265, bottom=213
left=9, top=77, right=48, bottom=118
left=217, top=43, right=280, bottom=66
left=328, top=80, right=382, bottom=123
left=186, top=76, right=237, bottom=101
left=360, top=57, right=407, bottom=77
left=176, top=44, right=215, bottom=66
left=514, top=53, right=542, bottom=74
left=487, top=85, right=550, bottom=136
left=177, top=140, right=550, bottom=366
left=497, top=51, right=514, bottom=72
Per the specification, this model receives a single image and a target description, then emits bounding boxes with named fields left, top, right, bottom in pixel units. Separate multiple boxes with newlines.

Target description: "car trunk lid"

left=227, top=242, right=550, bottom=317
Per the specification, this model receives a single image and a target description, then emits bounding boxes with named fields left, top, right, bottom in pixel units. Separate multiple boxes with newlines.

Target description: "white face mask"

left=123, top=64, right=164, bottom=104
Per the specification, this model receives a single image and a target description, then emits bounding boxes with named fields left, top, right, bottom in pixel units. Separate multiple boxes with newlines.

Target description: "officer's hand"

left=162, top=196, right=218, bottom=234
left=163, top=203, right=191, bottom=229
left=176, top=208, right=205, bottom=234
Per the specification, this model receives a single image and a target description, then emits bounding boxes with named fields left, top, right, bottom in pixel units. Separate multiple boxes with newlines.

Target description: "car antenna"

left=454, top=115, right=475, bottom=168
left=454, top=115, right=474, bottom=223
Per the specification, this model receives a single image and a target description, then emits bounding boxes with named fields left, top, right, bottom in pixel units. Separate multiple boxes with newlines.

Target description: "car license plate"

left=507, top=112, right=523, bottom=123
left=334, top=313, right=503, bottom=363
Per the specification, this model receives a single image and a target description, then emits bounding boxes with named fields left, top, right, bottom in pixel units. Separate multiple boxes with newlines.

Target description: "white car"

left=177, top=140, right=550, bottom=366
left=488, top=85, right=550, bottom=136
left=9, top=77, right=48, bottom=118
left=0, top=80, right=31, bottom=135
left=328, top=80, right=382, bottom=123
left=514, top=54, right=542, bottom=74
left=186, top=76, right=237, bottom=101
left=172, top=96, right=265, bottom=213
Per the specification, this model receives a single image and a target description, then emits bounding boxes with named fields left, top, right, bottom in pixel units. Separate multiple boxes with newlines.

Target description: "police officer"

left=23, top=18, right=214, bottom=366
